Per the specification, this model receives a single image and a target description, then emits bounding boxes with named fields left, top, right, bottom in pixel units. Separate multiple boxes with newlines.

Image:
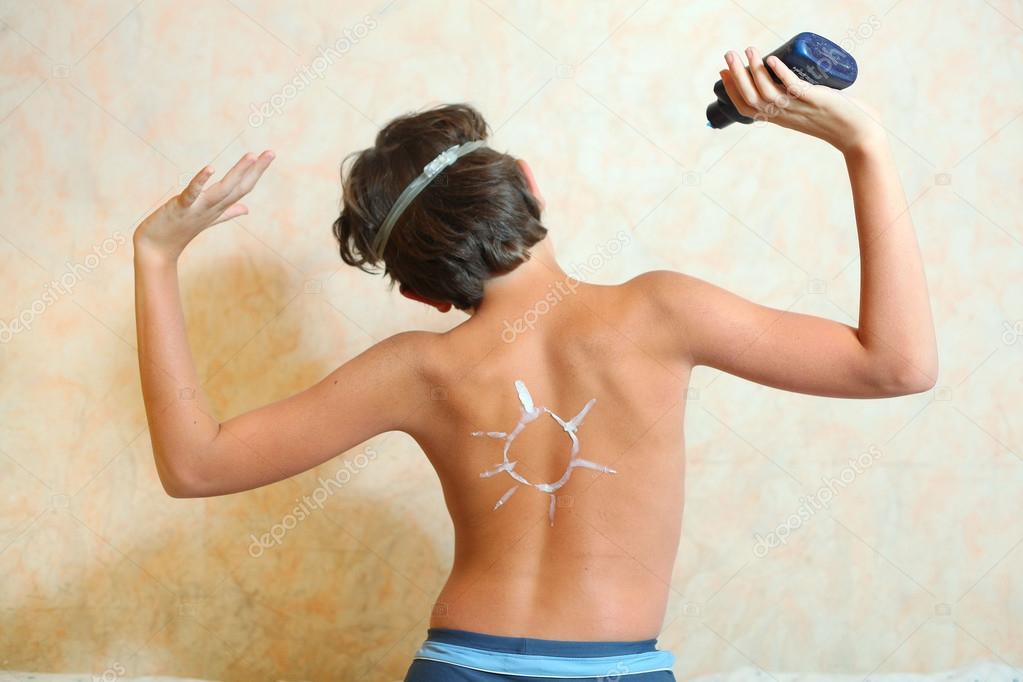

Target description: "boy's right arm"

left=635, top=46, right=938, bottom=399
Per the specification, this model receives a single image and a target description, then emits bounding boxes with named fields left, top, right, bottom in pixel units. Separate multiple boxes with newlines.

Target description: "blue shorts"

left=403, top=627, right=677, bottom=680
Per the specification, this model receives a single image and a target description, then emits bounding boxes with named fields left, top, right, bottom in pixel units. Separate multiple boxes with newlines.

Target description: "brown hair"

left=332, top=103, right=547, bottom=311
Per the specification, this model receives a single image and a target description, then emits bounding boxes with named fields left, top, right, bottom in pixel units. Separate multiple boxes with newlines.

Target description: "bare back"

left=409, top=279, right=692, bottom=640
left=134, top=88, right=936, bottom=669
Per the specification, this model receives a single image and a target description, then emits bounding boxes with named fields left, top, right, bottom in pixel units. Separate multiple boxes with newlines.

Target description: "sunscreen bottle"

left=706, top=32, right=858, bottom=129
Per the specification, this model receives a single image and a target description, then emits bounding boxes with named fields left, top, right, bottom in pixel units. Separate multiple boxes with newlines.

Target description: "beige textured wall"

left=1, top=0, right=1021, bottom=679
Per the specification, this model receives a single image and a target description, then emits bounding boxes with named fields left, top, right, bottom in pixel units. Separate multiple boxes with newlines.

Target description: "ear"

left=515, top=158, right=546, bottom=213
left=399, top=283, right=453, bottom=313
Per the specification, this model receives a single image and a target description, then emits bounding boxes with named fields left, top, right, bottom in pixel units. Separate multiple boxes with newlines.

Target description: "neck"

left=470, top=237, right=576, bottom=319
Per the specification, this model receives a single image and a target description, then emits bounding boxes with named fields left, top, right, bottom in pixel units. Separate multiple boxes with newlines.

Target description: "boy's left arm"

left=133, top=152, right=429, bottom=498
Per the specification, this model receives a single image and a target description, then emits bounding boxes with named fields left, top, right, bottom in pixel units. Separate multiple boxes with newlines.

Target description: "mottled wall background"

left=1, top=0, right=1021, bottom=680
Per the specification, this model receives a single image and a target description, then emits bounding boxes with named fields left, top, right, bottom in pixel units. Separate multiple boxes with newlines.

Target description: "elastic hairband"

left=370, top=139, right=487, bottom=258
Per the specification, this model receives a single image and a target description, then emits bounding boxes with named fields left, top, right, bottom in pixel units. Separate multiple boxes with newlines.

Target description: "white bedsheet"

left=689, top=661, right=1021, bottom=682
left=3, top=660, right=1020, bottom=681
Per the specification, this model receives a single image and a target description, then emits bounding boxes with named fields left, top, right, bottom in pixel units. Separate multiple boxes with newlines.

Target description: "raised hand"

left=133, top=150, right=275, bottom=261
left=719, top=47, right=884, bottom=153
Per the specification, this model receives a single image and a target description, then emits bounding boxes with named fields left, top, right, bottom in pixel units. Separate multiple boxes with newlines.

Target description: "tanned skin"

left=133, top=49, right=937, bottom=640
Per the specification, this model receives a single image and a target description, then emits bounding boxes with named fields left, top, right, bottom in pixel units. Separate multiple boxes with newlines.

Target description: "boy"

left=133, top=48, right=937, bottom=680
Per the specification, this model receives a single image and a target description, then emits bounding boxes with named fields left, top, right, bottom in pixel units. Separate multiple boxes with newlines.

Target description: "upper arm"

left=173, top=331, right=433, bottom=497
left=635, top=270, right=908, bottom=399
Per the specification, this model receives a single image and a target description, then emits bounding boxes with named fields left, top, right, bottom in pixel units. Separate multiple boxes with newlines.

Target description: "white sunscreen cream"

left=471, top=380, right=617, bottom=526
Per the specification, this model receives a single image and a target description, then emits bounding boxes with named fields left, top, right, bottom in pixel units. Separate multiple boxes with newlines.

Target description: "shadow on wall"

left=1, top=256, right=443, bottom=681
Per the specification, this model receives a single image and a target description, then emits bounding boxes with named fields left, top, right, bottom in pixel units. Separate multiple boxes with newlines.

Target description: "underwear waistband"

left=413, top=627, right=676, bottom=678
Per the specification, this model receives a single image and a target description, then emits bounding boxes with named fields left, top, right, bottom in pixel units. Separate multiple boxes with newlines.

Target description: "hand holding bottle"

left=719, top=46, right=886, bottom=154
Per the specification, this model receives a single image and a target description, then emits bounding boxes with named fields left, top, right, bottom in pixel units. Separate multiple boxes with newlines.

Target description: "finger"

left=720, top=71, right=756, bottom=118
left=746, top=47, right=782, bottom=103
left=766, top=55, right=804, bottom=97
left=203, top=153, right=258, bottom=206
left=222, top=150, right=275, bottom=205
left=724, top=50, right=761, bottom=109
left=179, top=165, right=215, bottom=207
left=210, top=203, right=248, bottom=226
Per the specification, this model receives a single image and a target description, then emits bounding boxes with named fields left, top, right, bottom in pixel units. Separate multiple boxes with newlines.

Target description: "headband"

left=370, top=139, right=487, bottom=259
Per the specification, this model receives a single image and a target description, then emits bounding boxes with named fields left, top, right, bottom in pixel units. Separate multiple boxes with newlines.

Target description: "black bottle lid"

left=706, top=101, right=735, bottom=129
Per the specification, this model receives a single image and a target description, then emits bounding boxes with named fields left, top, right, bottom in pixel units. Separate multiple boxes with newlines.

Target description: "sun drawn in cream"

left=470, top=379, right=616, bottom=526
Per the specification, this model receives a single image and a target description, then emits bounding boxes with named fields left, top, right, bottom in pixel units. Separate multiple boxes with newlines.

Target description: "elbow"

left=154, top=452, right=207, bottom=499
left=159, top=471, right=201, bottom=498
left=874, top=357, right=938, bottom=397
left=163, top=479, right=201, bottom=499
left=888, top=375, right=936, bottom=397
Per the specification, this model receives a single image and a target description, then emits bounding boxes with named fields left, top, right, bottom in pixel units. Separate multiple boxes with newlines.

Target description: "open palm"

left=134, top=150, right=275, bottom=260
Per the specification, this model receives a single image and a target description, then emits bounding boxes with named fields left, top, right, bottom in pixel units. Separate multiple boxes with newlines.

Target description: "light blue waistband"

left=413, top=640, right=677, bottom=678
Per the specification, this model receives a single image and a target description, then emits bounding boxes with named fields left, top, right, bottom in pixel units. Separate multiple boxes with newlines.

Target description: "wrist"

left=833, top=110, right=888, bottom=157
left=133, top=233, right=179, bottom=269
left=837, top=123, right=888, bottom=158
